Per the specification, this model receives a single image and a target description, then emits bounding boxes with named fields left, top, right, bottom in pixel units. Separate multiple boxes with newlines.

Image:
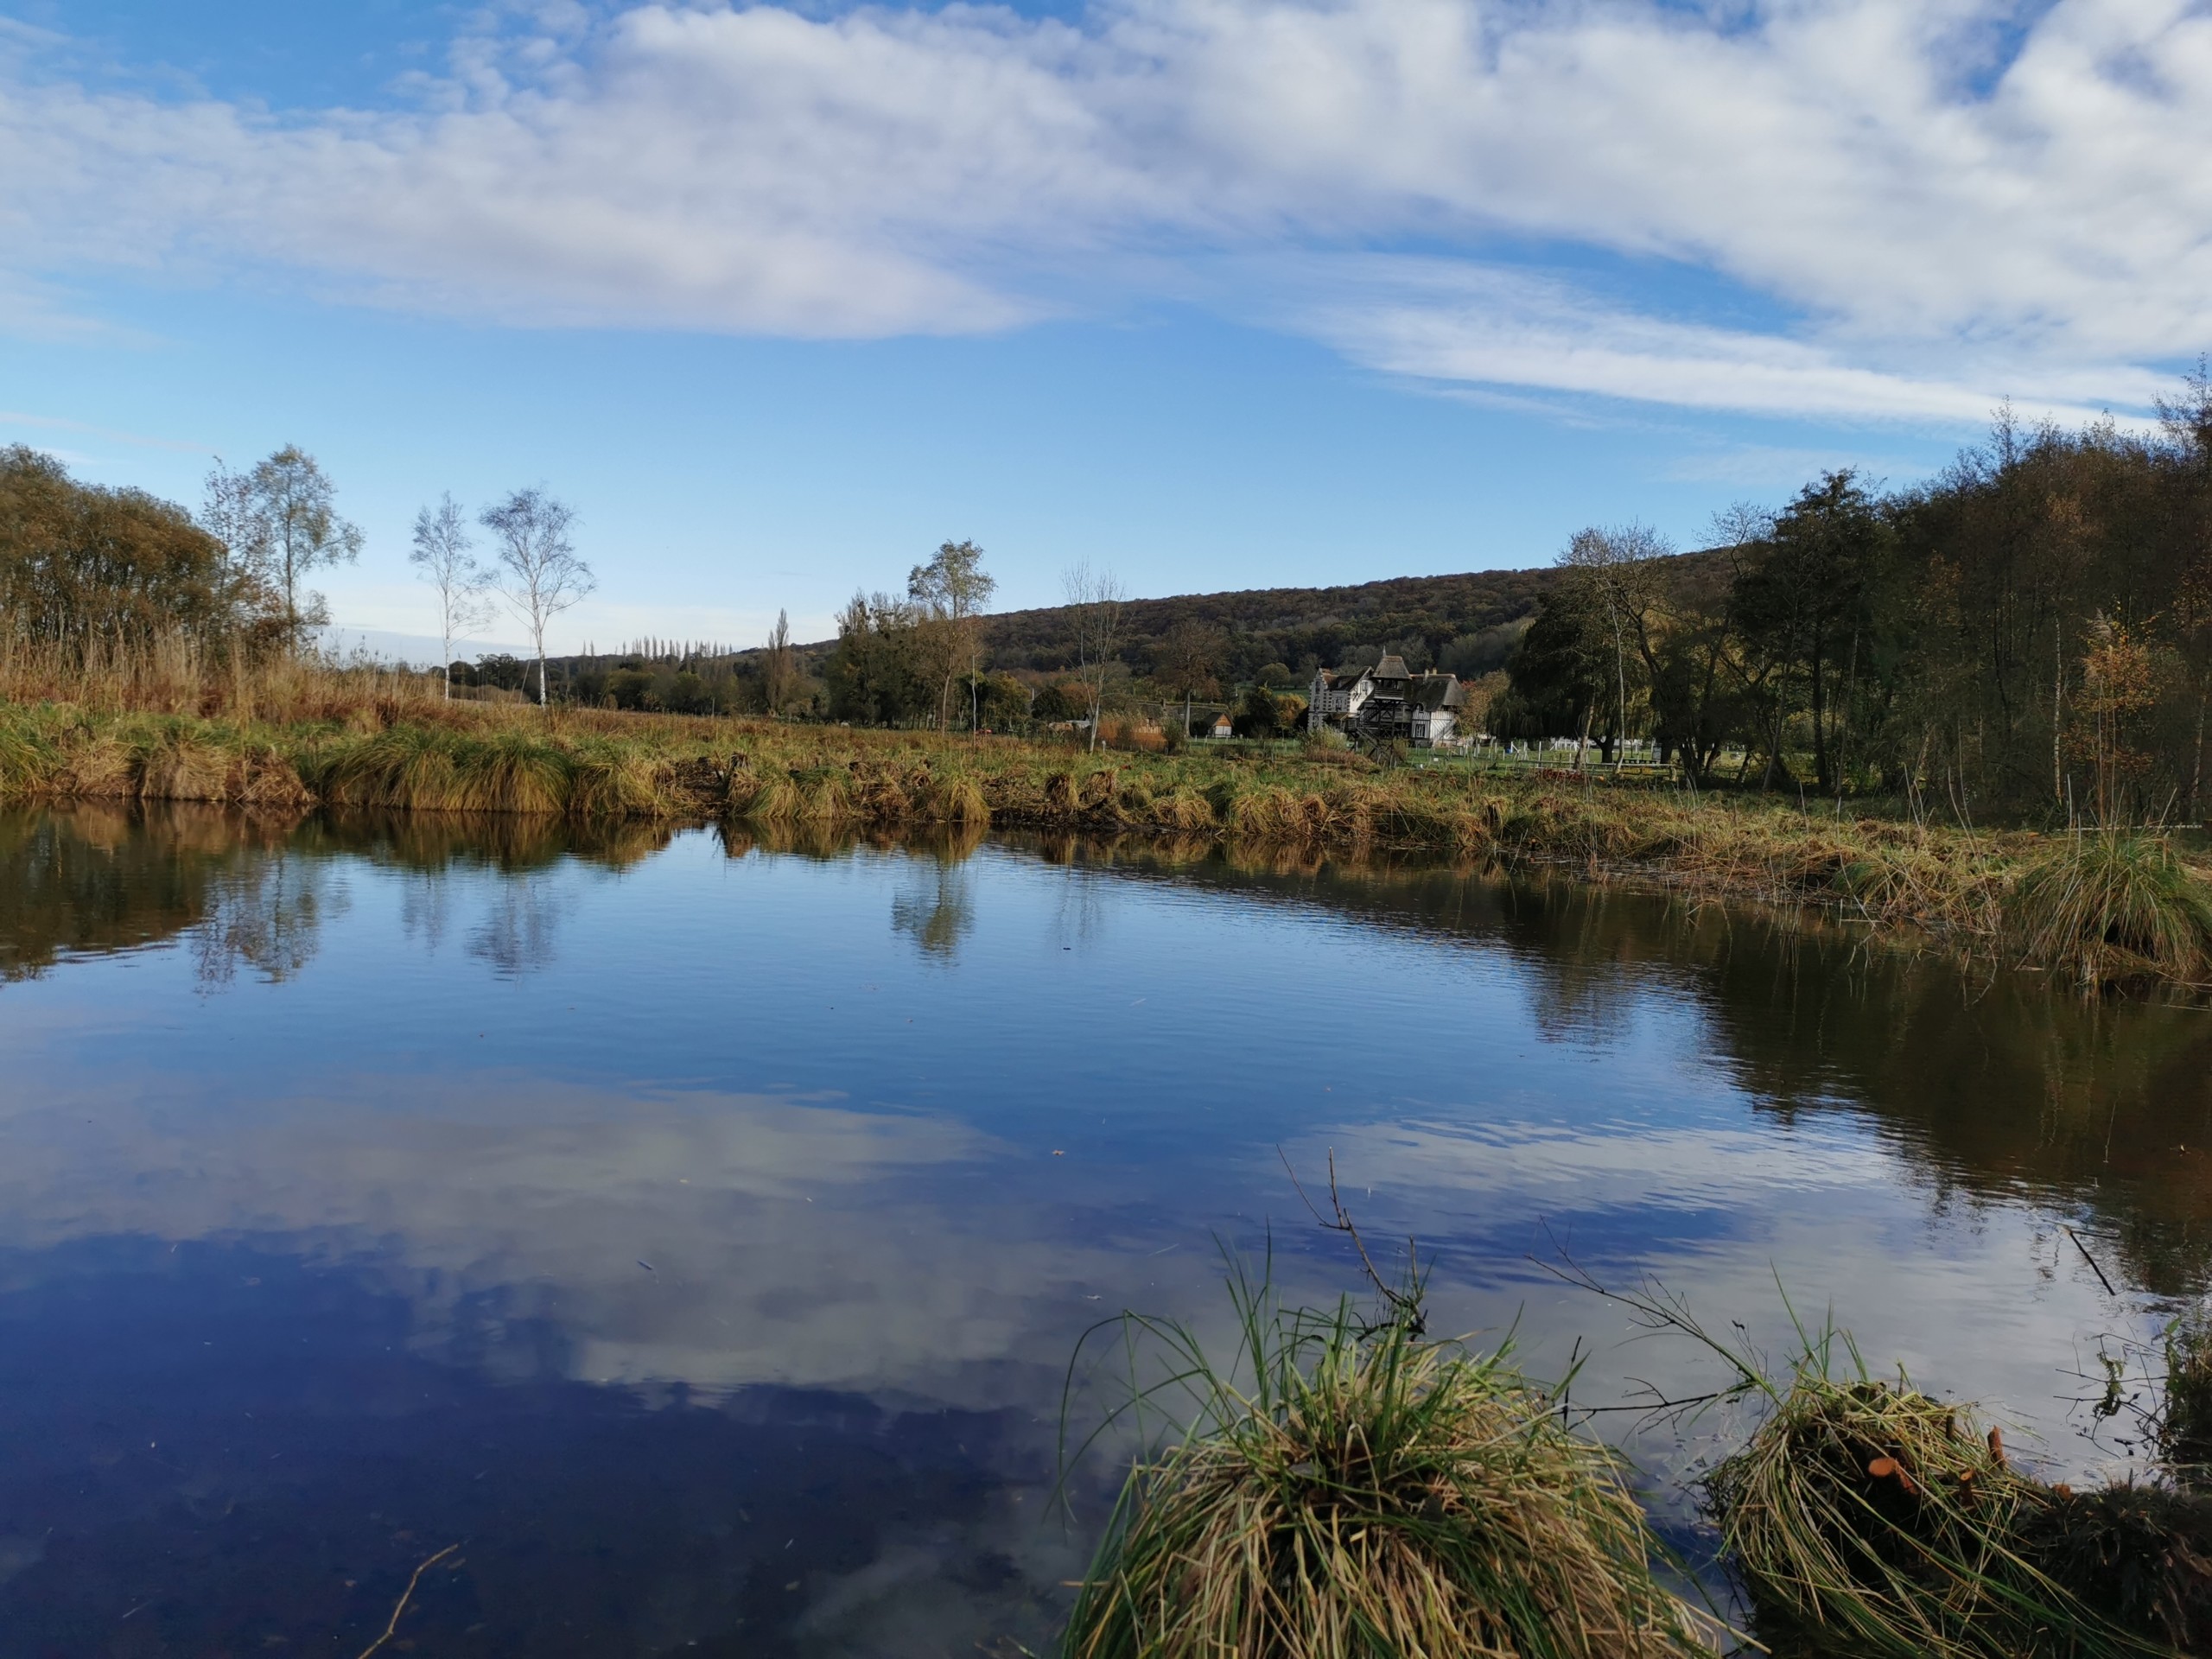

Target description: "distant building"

left=1309, top=656, right=1465, bottom=747
left=1204, top=711, right=1235, bottom=739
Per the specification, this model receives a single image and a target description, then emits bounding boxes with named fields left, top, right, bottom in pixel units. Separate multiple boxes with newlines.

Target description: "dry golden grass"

left=1064, top=1274, right=1714, bottom=1659
left=5, top=677, right=2209, bottom=989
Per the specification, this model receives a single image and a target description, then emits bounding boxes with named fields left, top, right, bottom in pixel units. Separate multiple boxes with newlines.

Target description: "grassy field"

left=2, top=694, right=2208, bottom=992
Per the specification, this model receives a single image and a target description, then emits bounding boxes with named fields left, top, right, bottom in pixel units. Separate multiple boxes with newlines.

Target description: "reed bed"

left=0, top=631, right=446, bottom=725
left=1063, top=1274, right=1713, bottom=1659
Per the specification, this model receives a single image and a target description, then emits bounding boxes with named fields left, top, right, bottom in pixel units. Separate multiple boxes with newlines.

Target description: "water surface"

left=3, top=805, right=2209, bottom=1655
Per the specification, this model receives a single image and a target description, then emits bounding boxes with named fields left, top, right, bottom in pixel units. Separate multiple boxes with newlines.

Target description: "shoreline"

left=3, top=699, right=2206, bottom=994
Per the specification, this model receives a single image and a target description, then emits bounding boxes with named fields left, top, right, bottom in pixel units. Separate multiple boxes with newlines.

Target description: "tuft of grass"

left=1709, top=1357, right=2173, bottom=1657
left=137, top=727, right=238, bottom=802
left=1062, top=1267, right=1711, bottom=1659
left=2018, top=1482, right=2212, bottom=1651
left=2163, top=1308, right=2212, bottom=1483
left=936, top=771, right=991, bottom=827
left=2005, top=831, right=2212, bottom=988
left=564, top=742, right=672, bottom=819
left=315, top=725, right=575, bottom=816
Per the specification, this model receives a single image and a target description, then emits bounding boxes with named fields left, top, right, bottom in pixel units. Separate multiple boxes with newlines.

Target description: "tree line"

left=0, top=443, right=593, bottom=705
left=1497, top=385, right=2212, bottom=823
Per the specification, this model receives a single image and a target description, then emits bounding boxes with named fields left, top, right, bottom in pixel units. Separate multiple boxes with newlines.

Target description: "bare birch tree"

left=409, top=493, right=492, bottom=699
left=1063, top=561, right=1126, bottom=753
left=480, top=488, right=594, bottom=706
left=1560, top=523, right=1670, bottom=770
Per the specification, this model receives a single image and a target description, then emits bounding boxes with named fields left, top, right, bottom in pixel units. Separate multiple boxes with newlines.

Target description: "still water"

left=2, top=805, right=2209, bottom=1656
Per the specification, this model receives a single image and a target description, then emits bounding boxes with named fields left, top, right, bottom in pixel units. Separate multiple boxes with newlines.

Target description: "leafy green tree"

left=908, top=540, right=996, bottom=730
left=229, top=446, right=363, bottom=646
left=1032, top=680, right=1088, bottom=721
left=1, top=447, right=241, bottom=651
left=1497, top=584, right=1608, bottom=762
left=827, top=591, right=930, bottom=724
left=1732, top=472, right=1885, bottom=792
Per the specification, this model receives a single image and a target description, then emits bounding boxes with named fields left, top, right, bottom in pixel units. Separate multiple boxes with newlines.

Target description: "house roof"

left=1318, top=664, right=1371, bottom=689
left=1409, top=675, right=1464, bottom=711
left=1374, top=654, right=1410, bottom=681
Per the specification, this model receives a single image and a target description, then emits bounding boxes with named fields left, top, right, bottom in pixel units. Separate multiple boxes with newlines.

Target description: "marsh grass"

left=2005, top=831, right=2212, bottom=989
left=1059, top=1259, right=1713, bottom=1659
left=8, top=691, right=2210, bottom=988
left=1707, top=1366, right=2143, bottom=1659
left=0, top=630, right=442, bottom=724
left=2161, top=1310, right=2212, bottom=1484
left=1566, top=1266, right=2196, bottom=1659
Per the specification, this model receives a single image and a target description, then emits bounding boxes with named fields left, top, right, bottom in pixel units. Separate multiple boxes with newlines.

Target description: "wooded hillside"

left=863, top=565, right=1569, bottom=683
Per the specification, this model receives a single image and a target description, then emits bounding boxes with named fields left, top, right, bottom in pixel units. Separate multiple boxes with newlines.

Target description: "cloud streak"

left=4, top=0, right=2209, bottom=421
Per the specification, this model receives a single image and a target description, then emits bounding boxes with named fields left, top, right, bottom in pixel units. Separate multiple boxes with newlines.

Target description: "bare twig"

left=2063, top=1225, right=2118, bottom=1297
left=354, top=1544, right=457, bottom=1659
left=1278, top=1147, right=1426, bottom=1336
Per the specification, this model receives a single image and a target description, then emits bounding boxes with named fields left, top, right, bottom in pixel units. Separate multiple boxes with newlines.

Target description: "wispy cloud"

left=0, top=407, right=207, bottom=452
left=3, top=0, right=2209, bottom=421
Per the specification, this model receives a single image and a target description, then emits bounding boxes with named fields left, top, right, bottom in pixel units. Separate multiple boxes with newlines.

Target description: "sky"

left=3, top=0, right=2209, bottom=655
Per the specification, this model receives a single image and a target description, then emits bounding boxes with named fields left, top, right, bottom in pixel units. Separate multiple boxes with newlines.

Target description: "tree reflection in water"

left=7, top=806, right=2211, bottom=1296
left=890, top=858, right=975, bottom=963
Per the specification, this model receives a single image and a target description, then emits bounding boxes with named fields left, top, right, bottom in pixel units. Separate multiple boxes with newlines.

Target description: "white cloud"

left=4, top=0, right=2211, bottom=418
left=1287, top=259, right=2172, bottom=426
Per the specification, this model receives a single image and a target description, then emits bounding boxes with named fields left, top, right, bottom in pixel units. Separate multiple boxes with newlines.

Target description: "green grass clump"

left=2005, top=832, right=2212, bottom=988
left=2163, top=1309, right=2212, bottom=1483
left=1063, top=1274, right=1708, bottom=1659
left=1710, top=1365, right=2173, bottom=1658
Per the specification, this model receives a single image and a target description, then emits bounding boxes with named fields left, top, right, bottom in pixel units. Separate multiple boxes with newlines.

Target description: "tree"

left=908, top=540, right=996, bottom=730
left=1559, top=523, right=1670, bottom=770
left=1732, top=472, right=1884, bottom=792
left=763, top=608, right=799, bottom=715
left=480, top=488, right=594, bottom=706
left=242, top=447, right=362, bottom=646
left=1496, top=586, right=1607, bottom=760
left=1154, top=618, right=1226, bottom=735
left=200, top=459, right=272, bottom=626
left=3, top=447, right=239, bottom=651
left=409, top=493, right=492, bottom=700
left=1063, top=561, right=1127, bottom=753
left=826, top=590, right=928, bottom=724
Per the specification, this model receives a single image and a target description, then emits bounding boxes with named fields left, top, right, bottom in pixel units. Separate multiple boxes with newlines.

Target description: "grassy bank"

left=3, top=696, right=2209, bottom=991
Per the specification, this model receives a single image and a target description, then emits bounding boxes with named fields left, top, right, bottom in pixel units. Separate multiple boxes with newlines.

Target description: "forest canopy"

left=0, top=446, right=253, bottom=652
left=1496, top=391, right=2212, bottom=823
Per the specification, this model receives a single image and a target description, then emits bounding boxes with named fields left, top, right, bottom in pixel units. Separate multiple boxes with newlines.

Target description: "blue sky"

left=4, top=0, right=2205, bottom=652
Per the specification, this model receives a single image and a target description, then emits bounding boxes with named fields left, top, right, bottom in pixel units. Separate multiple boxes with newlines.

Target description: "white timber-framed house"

left=1308, top=654, right=1466, bottom=747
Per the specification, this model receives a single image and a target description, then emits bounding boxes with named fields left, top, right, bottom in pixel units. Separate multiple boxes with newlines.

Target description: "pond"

left=1, top=804, right=2209, bottom=1656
